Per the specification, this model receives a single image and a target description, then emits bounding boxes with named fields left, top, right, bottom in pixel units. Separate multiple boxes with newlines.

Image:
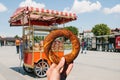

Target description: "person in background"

left=29, top=40, right=33, bottom=50
left=23, top=35, right=28, bottom=49
left=15, top=38, right=20, bottom=54
left=81, top=39, right=85, bottom=53
left=84, top=40, right=87, bottom=54
left=47, top=57, right=73, bottom=80
left=19, top=39, right=23, bottom=60
left=81, top=39, right=87, bottom=54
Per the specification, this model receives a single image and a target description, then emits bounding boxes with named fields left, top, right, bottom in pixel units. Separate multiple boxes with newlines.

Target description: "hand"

left=47, top=57, right=73, bottom=80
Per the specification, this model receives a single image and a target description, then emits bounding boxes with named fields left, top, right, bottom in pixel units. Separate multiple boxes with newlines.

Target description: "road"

left=0, top=46, right=120, bottom=80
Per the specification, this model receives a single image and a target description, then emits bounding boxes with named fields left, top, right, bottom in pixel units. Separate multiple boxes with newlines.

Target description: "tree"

left=92, top=24, right=111, bottom=36
left=63, top=26, right=79, bottom=42
left=14, top=35, right=19, bottom=39
left=64, top=26, right=79, bottom=36
left=34, top=36, right=44, bottom=43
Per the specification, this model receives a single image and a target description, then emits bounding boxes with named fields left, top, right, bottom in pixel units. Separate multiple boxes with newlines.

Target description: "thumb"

left=56, top=57, right=65, bottom=71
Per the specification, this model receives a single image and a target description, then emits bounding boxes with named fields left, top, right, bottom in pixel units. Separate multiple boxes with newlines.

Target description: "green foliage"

left=64, top=26, right=79, bottom=42
left=92, top=24, right=111, bottom=36
left=14, top=35, right=19, bottom=39
left=64, top=26, right=79, bottom=36
left=34, top=36, right=44, bottom=42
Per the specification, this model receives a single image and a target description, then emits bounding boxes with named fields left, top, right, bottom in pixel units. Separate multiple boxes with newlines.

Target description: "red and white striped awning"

left=9, top=6, right=77, bottom=26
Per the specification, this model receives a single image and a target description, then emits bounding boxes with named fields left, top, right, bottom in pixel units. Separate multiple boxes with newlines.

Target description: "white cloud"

left=0, top=3, right=7, bottom=12
left=64, top=0, right=101, bottom=14
left=103, top=4, right=120, bottom=14
left=19, top=0, right=45, bottom=8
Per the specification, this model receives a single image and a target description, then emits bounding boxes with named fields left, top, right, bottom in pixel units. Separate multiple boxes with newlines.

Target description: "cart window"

left=23, top=26, right=34, bottom=50
left=33, top=29, right=49, bottom=52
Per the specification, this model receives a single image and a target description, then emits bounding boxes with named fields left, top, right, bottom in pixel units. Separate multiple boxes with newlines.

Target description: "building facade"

left=80, top=28, right=120, bottom=52
left=0, top=37, right=15, bottom=46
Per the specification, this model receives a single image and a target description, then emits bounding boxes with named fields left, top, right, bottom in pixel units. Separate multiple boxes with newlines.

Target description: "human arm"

left=47, top=57, right=73, bottom=80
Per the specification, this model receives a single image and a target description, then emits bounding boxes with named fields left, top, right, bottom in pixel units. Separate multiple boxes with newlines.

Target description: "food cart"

left=9, top=6, right=77, bottom=77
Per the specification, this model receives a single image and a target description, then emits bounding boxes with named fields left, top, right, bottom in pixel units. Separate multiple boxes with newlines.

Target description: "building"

left=80, top=28, right=120, bottom=52
left=0, top=37, right=15, bottom=46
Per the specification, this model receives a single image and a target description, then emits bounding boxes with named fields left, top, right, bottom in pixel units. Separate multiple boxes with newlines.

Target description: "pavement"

left=0, top=46, right=26, bottom=80
left=0, top=46, right=120, bottom=80
left=0, top=62, right=25, bottom=80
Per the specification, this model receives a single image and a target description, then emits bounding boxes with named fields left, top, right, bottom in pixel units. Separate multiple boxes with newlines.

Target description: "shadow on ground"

left=10, top=67, right=37, bottom=78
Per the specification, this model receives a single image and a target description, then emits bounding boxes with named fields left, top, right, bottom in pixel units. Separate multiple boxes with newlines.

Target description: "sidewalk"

left=0, top=46, right=120, bottom=80
left=0, top=46, right=26, bottom=80
left=0, top=62, right=26, bottom=80
left=67, top=50, right=120, bottom=80
left=0, top=74, right=6, bottom=80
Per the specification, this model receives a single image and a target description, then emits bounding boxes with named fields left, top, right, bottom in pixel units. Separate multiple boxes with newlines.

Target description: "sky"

left=0, top=0, right=120, bottom=37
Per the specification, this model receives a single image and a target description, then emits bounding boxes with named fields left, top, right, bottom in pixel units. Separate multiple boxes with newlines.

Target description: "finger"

left=56, top=57, right=65, bottom=71
left=47, top=63, right=57, bottom=76
left=50, top=63, right=57, bottom=68
left=47, top=63, right=57, bottom=72
left=66, top=63, right=73, bottom=76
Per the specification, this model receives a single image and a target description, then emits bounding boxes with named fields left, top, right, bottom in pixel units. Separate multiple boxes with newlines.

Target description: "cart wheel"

left=34, top=59, right=49, bottom=78
left=23, top=65, right=33, bottom=73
